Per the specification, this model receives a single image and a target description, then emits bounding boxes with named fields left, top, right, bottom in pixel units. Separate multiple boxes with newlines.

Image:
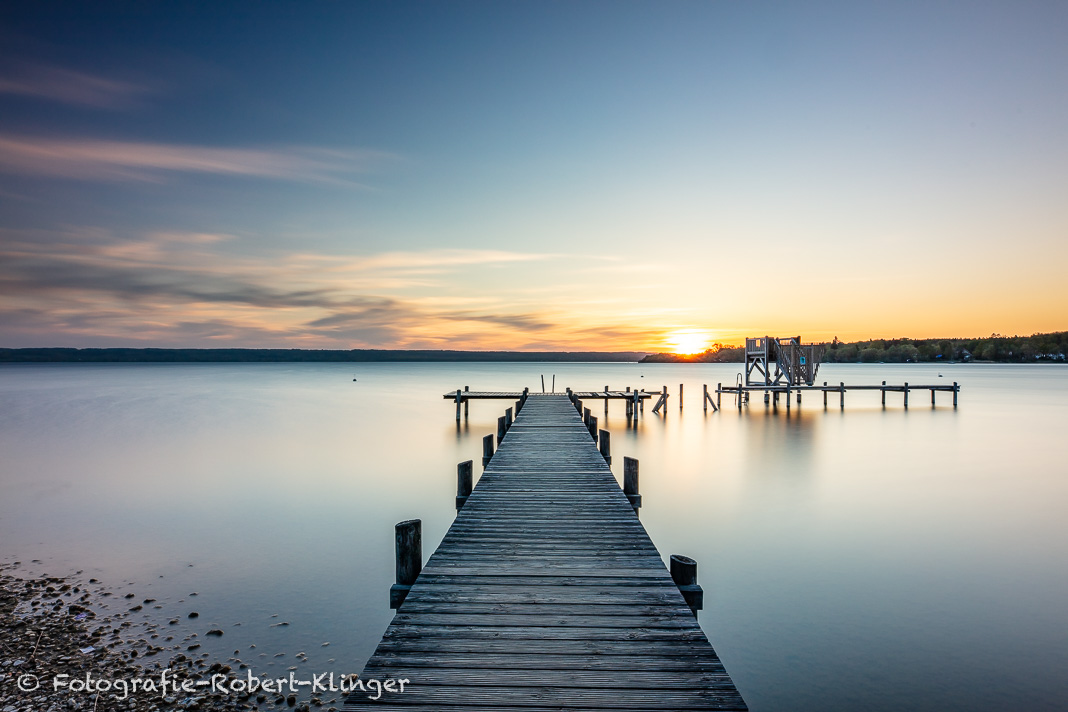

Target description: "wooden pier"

left=715, top=381, right=960, bottom=409
left=347, top=394, right=746, bottom=710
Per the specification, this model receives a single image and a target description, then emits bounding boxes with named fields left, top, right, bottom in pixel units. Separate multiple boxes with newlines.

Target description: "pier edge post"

left=456, top=461, right=473, bottom=511
left=497, top=416, right=506, bottom=445
left=390, top=519, right=422, bottom=609
left=482, top=433, right=494, bottom=466
left=599, top=429, right=611, bottom=465
left=588, top=415, right=598, bottom=442
left=623, top=456, right=641, bottom=511
left=669, top=554, right=703, bottom=617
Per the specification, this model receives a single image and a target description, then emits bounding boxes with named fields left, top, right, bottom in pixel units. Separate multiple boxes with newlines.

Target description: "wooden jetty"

left=347, top=394, right=746, bottom=710
left=444, top=387, right=656, bottom=420
left=715, top=380, right=960, bottom=410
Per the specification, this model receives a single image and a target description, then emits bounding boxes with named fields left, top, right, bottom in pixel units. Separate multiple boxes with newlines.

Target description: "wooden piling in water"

left=456, top=461, right=472, bottom=511
left=454, top=389, right=462, bottom=421
left=840, top=382, right=845, bottom=408
left=953, top=382, right=959, bottom=407
left=505, top=406, right=513, bottom=430
left=598, top=429, right=611, bottom=465
left=389, top=519, right=421, bottom=609
left=605, top=386, right=609, bottom=414
left=670, top=554, right=703, bottom=617
left=881, top=381, right=886, bottom=406
left=497, top=415, right=506, bottom=445
left=679, top=383, right=684, bottom=409
left=904, top=382, right=909, bottom=408
left=623, top=456, right=641, bottom=511
left=464, top=385, right=469, bottom=417
left=482, top=433, right=494, bottom=466
left=588, top=415, right=598, bottom=442
left=823, top=382, right=828, bottom=407
left=583, top=407, right=591, bottom=427
left=717, top=383, right=722, bottom=410
left=931, top=388, right=936, bottom=406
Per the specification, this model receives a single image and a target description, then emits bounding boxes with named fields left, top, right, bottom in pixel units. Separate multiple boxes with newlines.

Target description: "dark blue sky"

left=1, top=1, right=1066, bottom=348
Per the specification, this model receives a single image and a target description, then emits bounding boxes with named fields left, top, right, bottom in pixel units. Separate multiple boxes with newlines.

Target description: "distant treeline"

left=641, top=331, right=1068, bottom=364
left=0, top=348, right=647, bottom=363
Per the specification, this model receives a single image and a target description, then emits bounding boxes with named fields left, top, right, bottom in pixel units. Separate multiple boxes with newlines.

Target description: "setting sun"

left=666, top=329, right=711, bottom=355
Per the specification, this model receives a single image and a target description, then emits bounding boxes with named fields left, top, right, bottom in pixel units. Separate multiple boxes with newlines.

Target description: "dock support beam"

left=588, top=415, right=598, bottom=442
left=605, top=386, right=609, bottom=414
left=823, top=382, right=827, bottom=408
left=454, top=389, right=462, bottom=421
left=679, top=383, right=684, bottom=410
left=482, top=434, right=494, bottom=466
left=703, top=384, right=718, bottom=412
left=840, top=382, right=845, bottom=409
left=456, top=461, right=472, bottom=511
left=670, top=554, right=703, bottom=617
left=599, top=429, right=611, bottom=465
left=464, top=385, right=469, bottom=417
left=882, top=381, right=886, bottom=406
left=497, top=416, right=507, bottom=445
left=623, top=456, right=641, bottom=511
left=953, top=382, right=959, bottom=407
left=505, top=406, right=513, bottom=430
left=904, top=382, right=909, bottom=409
left=390, top=519, right=421, bottom=610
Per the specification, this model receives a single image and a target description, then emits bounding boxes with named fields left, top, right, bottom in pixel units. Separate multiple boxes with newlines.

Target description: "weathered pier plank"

left=346, top=394, right=746, bottom=710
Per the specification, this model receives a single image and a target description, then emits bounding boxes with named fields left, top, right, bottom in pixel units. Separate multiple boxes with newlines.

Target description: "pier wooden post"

left=953, top=382, right=958, bottom=407
left=670, top=554, right=703, bottom=617
left=626, top=397, right=633, bottom=418
left=598, top=429, right=611, bottom=465
left=623, top=456, right=641, bottom=511
left=797, top=390, right=801, bottom=405
left=583, top=407, right=591, bottom=427
left=456, top=461, right=472, bottom=511
left=840, top=382, right=845, bottom=409
left=931, top=388, right=936, bottom=406
left=679, top=383, right=684, bottom=410
left=541, top=374, right=545, bottom=393
left=904, top=382, right=909, bottom=408
left=605, top=386, right=609, bottom=414
left=717, top=383, right=721, bottom=410
left=505, top=406, right=513, bottom=430
left=482, top=434, right=494, bottom=466
left=497, top=416, right=506, bottom=445
left=786, top=387, right=791, bottom=412
left=588, top=415, right=598, bottom=442
left=454, top=389, right=462, bottom=421
left=464, top=385, right=470, bottom=417
left=881, top=381, right=886, bottom=406
left=823, top=382, right=827, bottom=407
left=515, top=398, right=522, bottom=415
left=389, top=519, right=421, bottom=609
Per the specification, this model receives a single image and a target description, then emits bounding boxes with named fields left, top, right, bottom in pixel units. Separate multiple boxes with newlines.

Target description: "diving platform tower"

left=745, top=336, right=824, bottom=387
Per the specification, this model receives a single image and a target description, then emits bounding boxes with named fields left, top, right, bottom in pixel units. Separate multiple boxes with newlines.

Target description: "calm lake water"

left=1, top=362, right=1066, bottom=711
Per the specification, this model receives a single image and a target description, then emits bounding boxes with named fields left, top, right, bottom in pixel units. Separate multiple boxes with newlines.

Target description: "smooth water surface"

left=1, top=362, right=1065, bottom=711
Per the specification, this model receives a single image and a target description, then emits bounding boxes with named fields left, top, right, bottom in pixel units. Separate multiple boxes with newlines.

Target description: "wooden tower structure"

left=745, top=336, right=824, bottom=387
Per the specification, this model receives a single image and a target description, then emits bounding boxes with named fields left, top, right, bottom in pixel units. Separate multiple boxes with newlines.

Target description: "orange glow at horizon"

left=665, top=329, right=712, bottom=355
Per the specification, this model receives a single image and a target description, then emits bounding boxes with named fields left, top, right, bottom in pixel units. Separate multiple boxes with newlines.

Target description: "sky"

left=1, top=1, right=1065, bottom=352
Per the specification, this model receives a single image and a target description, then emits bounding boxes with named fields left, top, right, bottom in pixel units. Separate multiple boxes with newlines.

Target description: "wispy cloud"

left=0, top=136, right=390, bottom=184
left=0, top=63, right=151, bottom=109
left=0, top=230, right=617, bottom=349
